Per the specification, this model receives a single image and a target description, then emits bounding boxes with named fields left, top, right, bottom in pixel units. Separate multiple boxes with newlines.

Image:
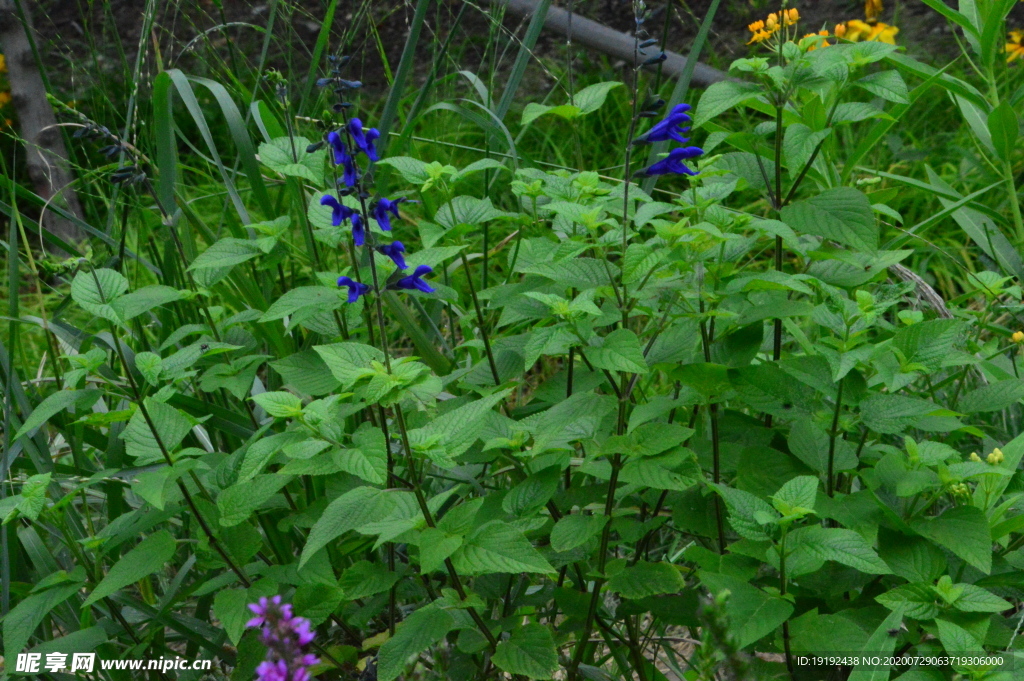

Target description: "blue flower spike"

left=373, top=197, right=407, bottom=232
left=378, top=241, right=408, bottom=270
left=639, top=146, right=703, bottom=177
left=347, top=118, right=381, bottom=161
left=633, top=103, right=692, bottom=145
left=337, top=276, right=371, bottom=303
left=327, top=130, right=358, bottom=186
left=393, top=265, right=435, bottom=294
left=320, top=195, right=356, bottom=227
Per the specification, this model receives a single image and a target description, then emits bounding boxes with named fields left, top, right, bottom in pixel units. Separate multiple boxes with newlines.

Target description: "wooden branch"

left=485, top=0, right=730, bottom=87
left=0, top=0, right=84, bottom=248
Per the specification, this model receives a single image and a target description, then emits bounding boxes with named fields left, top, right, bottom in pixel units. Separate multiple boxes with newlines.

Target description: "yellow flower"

left=834, top=23, right=847, bottom=38
left=1008, top=30, right=1024, bottom=63
left=748, top=29, right=773, bottom=44
left=784, top=8, right=800, bottom=26
left=841, top=19, right=898, bottom=44
left=1013, top=330, right=1024, bottom=343
left=748, top=19, right=766, bottom=33
left=0, top=92, right=11, bottom=107
left=865, top=0, right=883, bottom=22
left=766, top=12, right=780, bottom=31
left=0, top=54, right=6, bottom=73
left=802, top=30, right=831, bottom=51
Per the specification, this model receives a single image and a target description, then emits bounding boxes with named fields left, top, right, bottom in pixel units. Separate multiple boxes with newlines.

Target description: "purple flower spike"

left=351, top=213, right=365, bottom=246
left=364, top=128, right=381, bottom=161
left=245, top=597, right=319, bottom=681
left=373, top=197, right=406, bottom=232
left=326, top=131, right=348, bottom=165
left=392, top=265, right=435, bottom=294
left=378, top=241, right=408, bottom=270
left=337, top=276, right=371, bottom=303
left=320, top=195, right=356, bottom=227
left=634, top=103, right=693, bottom=145
left=638, top=146, right=703, bottom=177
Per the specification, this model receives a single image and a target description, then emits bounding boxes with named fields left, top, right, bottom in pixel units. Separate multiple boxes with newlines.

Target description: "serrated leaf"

left=951, top=583, right=1011, bottom=612
left=781, top=187, right=877, bottom=252
left=261, top=286, right=343, bottom=323
left=773, top=475, right=818, bottom=513
left=608, top=561, right=686, bottom=599
left=451, top=520, right=555, bottom=575
left=218, top=474, right=292, bottom=526
left=796, top=525, right=890, bottom=574
left=110, top=285, right=183, bottom=321
left=958, top=379, right=1024, bottom=413
left=492, top=624, right=559, bottom=679
left=259, top=136, right=324, bottom=183
left=314, top=342, right=385, bottom=388
left=121, top=399, right=191, bottom=465
left=3, top=583, right=82, bottom=661
left=300, top=487, right=396, bottom=567
left=693, top=81, right=763, bottom=128
left=188, top=238, right=262, bottom=270
left=376, top=156, right=429, bottom=184
left=408, top=390, right=512, bottom=468
left=271, top=350, right=341, bottom=396
left=588, top=329, right=648, bottom=374
left=435, top=196, right=511, bottom=229
left=855, top=70, right=909, bottom=103
left=83, top=531, right=176, bottom=606
left=912, top=505, right=992, bottom=574
left=378, top=604, right=456, bottom=681
left=71, top=268, right=128, bottom=322
left=251, top=391, right=303, bottom=418
left=418, top=528, right=463, bottom=573
left=550, top=514, right=607, bottom=552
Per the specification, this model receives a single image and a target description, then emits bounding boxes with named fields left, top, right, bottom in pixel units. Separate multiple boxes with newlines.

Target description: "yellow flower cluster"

left=747, top=8, right=800, bottom=44
left=970, top=448, right=1005, bottom=465
left=1009, top=30, right=1024, bottom=63
left=1012, top=330, right=1024, bottom=343
left=835, top=19, right=899, bottom=44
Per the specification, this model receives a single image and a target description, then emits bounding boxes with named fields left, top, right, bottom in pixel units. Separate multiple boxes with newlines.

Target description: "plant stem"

left=459, top=252, right=501, bottom=386
left=826, top=377, right=845, bottom=497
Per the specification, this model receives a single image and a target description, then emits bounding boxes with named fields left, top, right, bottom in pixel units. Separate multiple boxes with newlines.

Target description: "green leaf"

left=451, top=520, right=556, bottom=575
left=773, top=475, right=818, bottom=514
left=314, top=342, right=385, bottom=388
left=71, top=268, right=128, bottom=322
left=860, top=394, right=943, bottom=434
left=339, top=560, right=401, bottom=599
left=418, top=528, right=463, bottom=573
left=550, top=514, right=607, bottom=552
left=378, top=604, right=457, bottom=681
left=435, top=196, right=511, bottom=229
left=796, top=525, right=891, bottom=574
left=271, top=350, right=341, bottom=396
left=847, top=608, right=905, bottom=681
left=251, top=391, right=304, bottom=418
left=958, top=378, right=1024, bottom=413
left=408, top=389, right=513, bottom=467
left=781, top=187, right=877, bottom=252
left=987, top=100, right=1019, bottom=162
left=783, top=124, right=831, bottom=171
left=912, top=505, right=992, bottom=574
left=608, top=561, right=686, bottom=599
left=587, top=329, right=648, bottom=374
left=188, top=237, right=262, bottom=270
left=573, top=81, right=623, bottom=114
left=951, top=583, right=1011, bottom=612
left=3, top=582, right=83, bottom=660
left=503, top=466, right=561, bottom=516
left=110, top=285, right=183, bottom=321
left=261, top=286, right=343, bottom=323
left=855, top=70, right=909, bottom=103
left=693, top=81, right=763, bottom=128
left=259, top=136, right=324, bottom=183
left=710, top=483, right=779, bottom=541
left=121, top=399, right=191, bottom=465
left=15, top=389, right=101, bottom=440
left=699, top=572, right=793, bottom=648
left=213, top=588, right=251, bottom=646
left=218, top=474, right=292, bottom=526
left=376, top=156, right=429, bottom=184
left=492, top=624, right=559, bottom=679
left=300, top=487, right=396, bottom=567
left=83, top=531, right=176, bottom=606
left=935, top=618, right=982, bottom=655
left=293, top=582, right=345, bottom=626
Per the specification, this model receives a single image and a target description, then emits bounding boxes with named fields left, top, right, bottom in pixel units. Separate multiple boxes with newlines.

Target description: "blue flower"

left=378, top=241, right=407, bottom=270
left=337, top=276, right=371, bottom=302
left=392, top=265, right=435, bottom=294
left=320, top=195, right=356, bottom=226
left=638, top=146, right=703, bottom=177
left=373, top=197, right=406, bottom=232
left=327, top=131, right=358, bottom=186
left=348, top=118, right=381, bottom=161
left=634, top=103, right=692, bottom=145
left=350, top=213, right=366, bottom=246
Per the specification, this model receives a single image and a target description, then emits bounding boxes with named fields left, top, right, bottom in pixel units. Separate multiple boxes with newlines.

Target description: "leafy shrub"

left=4, top=1, right=1024, bottom=680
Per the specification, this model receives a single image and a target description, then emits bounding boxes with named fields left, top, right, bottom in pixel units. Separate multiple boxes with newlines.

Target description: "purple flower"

left=638, top=146, right=703, bottom=177
left=337, top=276, right=371, bottom=303
left=350, top=213, right=365, bottom=246
left=347, top=118, right=380, bottom=161
left=327, top=131, right=358, bottom=186
left=634, top=103, right=693, bottom=145
left=319, top=195, right=356, bottom=227
left=373, top=197, right=406, bottom=232
left=378, top=241, right=407, bottom=270
left=392, top=265, right=435, bottom=294
left=245, top=597, right=319, bottom=681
